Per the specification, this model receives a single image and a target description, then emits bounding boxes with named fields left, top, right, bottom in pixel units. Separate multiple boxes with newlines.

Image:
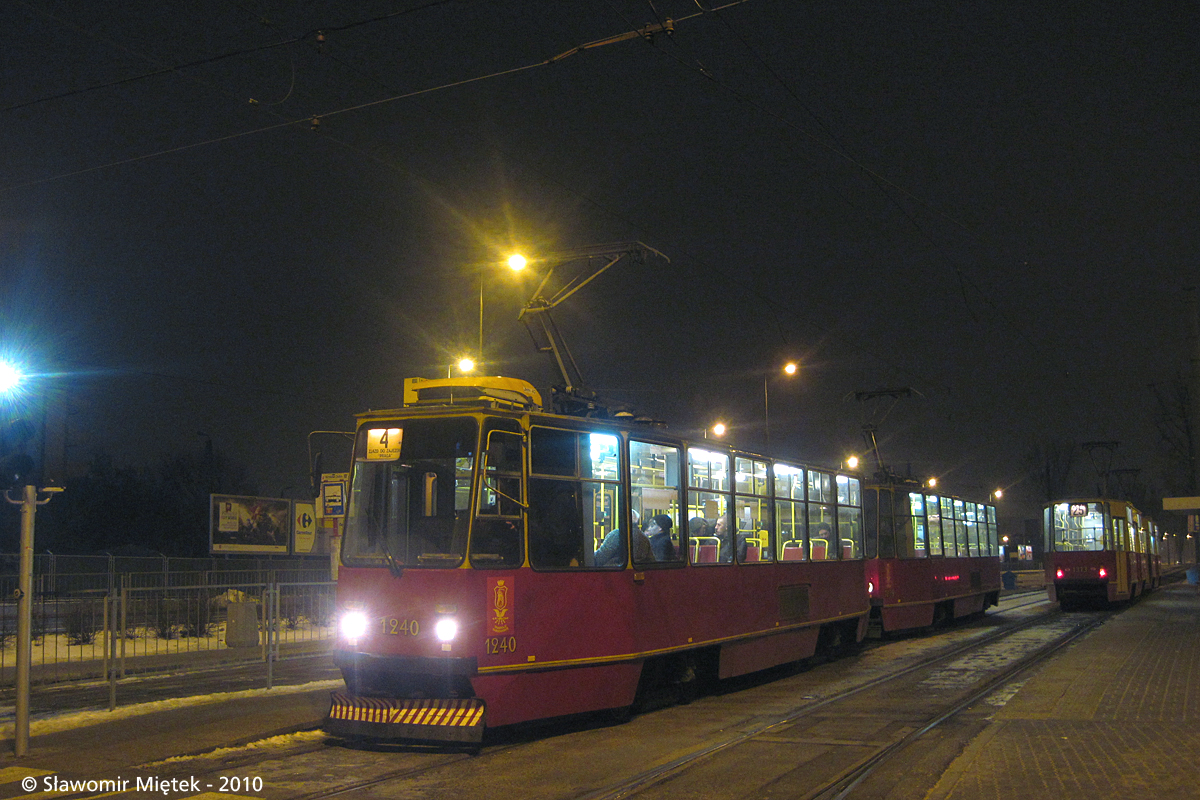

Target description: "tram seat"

left=744, top=545, right=762, bottom=562
left=690, top=537, right=720, bottom=563
left=811, top=539, right=829, bottom=560
left=782, top=540, right=805, bottom=561
left=841, top=539, right=855, bottom=559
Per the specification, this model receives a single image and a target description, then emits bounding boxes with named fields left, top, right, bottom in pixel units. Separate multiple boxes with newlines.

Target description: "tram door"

left=1112, top=514, right=1129, bottom=596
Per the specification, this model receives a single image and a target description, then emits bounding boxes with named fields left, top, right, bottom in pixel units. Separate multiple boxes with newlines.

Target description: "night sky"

left=3, top=1, right=1197, bottom=528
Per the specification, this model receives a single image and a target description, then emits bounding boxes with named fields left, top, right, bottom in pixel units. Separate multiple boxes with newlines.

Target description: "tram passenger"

left=714, top=514, right=744, bottom=562
left=812, top=521, right=833, bottom=560
left=642, top=514, right=677, bottom=562
left=595, top=510, right=650, bottom=566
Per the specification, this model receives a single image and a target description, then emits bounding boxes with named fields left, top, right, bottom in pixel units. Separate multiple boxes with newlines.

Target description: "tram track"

left=89, top=596, right=1066, bottom=800
left=573, top=601, right=1076, bottom=800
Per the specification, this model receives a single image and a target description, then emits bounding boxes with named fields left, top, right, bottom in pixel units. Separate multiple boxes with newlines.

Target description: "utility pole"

left=5, top=484, right=62, bottom=756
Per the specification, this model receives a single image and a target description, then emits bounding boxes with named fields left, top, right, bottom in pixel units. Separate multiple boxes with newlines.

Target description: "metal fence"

left=0, top=554, right=335, bottom=688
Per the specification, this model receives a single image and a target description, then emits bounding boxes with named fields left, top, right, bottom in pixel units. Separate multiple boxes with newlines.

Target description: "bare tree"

left=1024, top=437, right=1078, bottom=502
left=1150, top=375, right=1198, bottom=495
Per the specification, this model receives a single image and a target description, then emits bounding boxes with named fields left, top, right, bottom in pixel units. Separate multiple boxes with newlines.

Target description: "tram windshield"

left=342, top=417, right=477, bottom=569
left=1049, top=502, right=1106, bottom=551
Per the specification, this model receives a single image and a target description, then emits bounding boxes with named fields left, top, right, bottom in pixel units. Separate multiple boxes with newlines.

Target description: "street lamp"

left=764, top=361, right=798, bottom=452
left=0, top=362, right=22, bottom=394
left=477, top=254, right=528, bottom=369
left=710, top=422, right=726, bottom=438
left=448, top=357, right=476, bottom=379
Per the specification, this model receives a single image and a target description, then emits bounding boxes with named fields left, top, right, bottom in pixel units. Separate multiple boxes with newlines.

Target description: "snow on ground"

left=0, top=679, right=342, bottom=738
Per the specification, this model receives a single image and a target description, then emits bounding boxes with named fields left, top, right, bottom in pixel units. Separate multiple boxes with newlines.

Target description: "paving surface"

left=927, top=580, right=1200, bottom=800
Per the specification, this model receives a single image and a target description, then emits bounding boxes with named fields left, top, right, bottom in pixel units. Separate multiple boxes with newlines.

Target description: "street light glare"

left=0, top=362, right=22, bottom=394
left=507, top=254, right=527, bottom=271
left=457, top=358, right=476, bottom=374
left=712, top=422, right=726, bottom=437
left=783, top=362, right=798, bottom=375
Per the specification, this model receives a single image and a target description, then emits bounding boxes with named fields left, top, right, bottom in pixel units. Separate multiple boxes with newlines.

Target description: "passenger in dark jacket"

left=643, top=514, right=677, bottom=562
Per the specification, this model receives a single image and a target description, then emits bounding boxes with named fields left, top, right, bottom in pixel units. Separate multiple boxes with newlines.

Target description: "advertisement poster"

left=293, top=503, right=316, bottom=554
left=210, top=495, right=291, bottom=554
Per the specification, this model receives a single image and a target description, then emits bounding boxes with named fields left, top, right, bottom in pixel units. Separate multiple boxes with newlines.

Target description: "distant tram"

left=862, top=483, right=1002, bottom=633
left=1044, top=498, right=1161, bottom=608
left=326, top=376, right=870, bottom=744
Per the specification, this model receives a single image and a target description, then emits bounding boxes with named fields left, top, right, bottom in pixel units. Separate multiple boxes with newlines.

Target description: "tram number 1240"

left=381, top=618, right=420, bottom=636
left=486, top=636, right=518, bottom=654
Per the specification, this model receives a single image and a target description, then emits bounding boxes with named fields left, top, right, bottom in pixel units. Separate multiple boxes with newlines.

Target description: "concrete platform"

left=928, top=580, right=1200, bottom=800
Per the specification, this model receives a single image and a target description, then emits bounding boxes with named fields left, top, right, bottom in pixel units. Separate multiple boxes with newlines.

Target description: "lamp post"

left=477, top=254, right=527, bottom=369
left=764, top=361, right=798, bottom=452
left=1, top=361, right=62, bottom=757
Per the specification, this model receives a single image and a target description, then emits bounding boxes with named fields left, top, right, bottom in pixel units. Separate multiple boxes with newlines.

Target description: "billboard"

left=210, top=495, right=291, bottom=554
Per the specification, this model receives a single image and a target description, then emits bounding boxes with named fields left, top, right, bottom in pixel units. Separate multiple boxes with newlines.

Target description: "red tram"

left=325, top=376, right=870, bottom=744
left=1044, top=499, right=1161, bottom=608
left=862, top=483, right=1001, bottom=633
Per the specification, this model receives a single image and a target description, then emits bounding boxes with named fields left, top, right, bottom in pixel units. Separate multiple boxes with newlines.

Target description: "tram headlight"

left=434, top=617, right=459, bottom=642
left=340, top=610, right=369, bottom=641
left=867, top=581, right=875, bottom=594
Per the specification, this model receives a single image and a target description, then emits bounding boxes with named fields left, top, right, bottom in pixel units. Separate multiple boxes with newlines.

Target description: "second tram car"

left=1044, top=499, right=1161, bottom=608
left=326, top=376, right=870, bottom=744
left=862, top=483, right=1001, bottom=633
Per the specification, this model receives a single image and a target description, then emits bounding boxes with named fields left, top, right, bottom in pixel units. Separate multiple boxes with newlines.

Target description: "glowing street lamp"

left=993, top=488, right=1004, bottom=500
left=764, top=361, right=798, bottom=451
left=927, top=477, right=938, bottom=489
left=0, top=362, right=22, bottom=395
left=846, top=455, right=860, bottom=470
left=448, top=357, right=476, bottom=378
left=477, top=254, right=528, bottom=369
left=711, top=422, right=727, bottom=438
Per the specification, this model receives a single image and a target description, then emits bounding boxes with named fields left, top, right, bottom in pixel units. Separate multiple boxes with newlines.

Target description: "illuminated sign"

left=1069, top=503, right=1089, bottom=517
left=366, top=428, right=402, bottom=460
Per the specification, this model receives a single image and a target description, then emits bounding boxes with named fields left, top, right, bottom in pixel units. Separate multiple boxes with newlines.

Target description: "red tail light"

left=1056, top=568, right=1064, bottom=579
left=1098, top=567, right=1107, bottom=578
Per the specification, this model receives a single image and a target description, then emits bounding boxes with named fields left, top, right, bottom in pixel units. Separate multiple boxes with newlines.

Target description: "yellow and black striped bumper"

left=325, top=692, right=486, bottom=743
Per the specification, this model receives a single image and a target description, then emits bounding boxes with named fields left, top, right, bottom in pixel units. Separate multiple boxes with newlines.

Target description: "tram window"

left=986, top=505, right=998, bottom=556
left=906, top=492, right=927, bottom=558
left=774, top=464, right=806, bottom=561
left=528, top=427, right=625, bottom=570
left=343, top=416, right=476, bottom=569
left=1050, top=502, right=1105, bottom=552
left=952, top=499, right=969, bottom=557
left=964, top=503, right=980, bottom=557
left=530, top=427, right=577, bottom=476
left=926, top=495, right=943, bottom=556
left=688, top=449, right=731, bottom=564
left=773, top=463, right=805, bottom=501
left=688, top=447, right=730, bottom=492
left=688, top=491, right=730, bottom=564
left=528, top=479, right=586, bottom=567
left=471, top=422, right=525, bottom=568
left=630, top=441, right=683, bottom=564
left=735, top=457, right=773, bottom=563
left=808, top=503, right=835, bottom=560
left=808, top=470, right=833, bottom=504
left=839, top=504, right=862, bottom=559
left=776, top=498, right=807, bottom=560
left=836, top=474, right=860, bottom=506
left=937, top=497, right=955, bottom=556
